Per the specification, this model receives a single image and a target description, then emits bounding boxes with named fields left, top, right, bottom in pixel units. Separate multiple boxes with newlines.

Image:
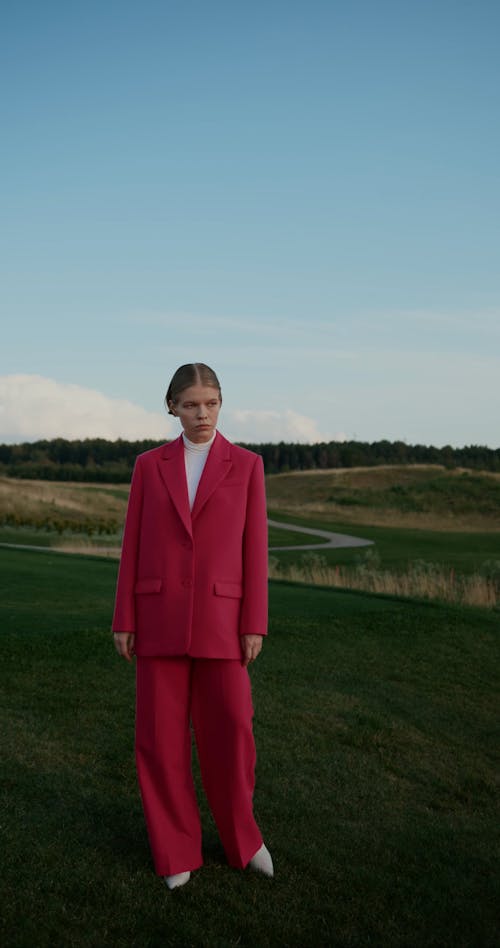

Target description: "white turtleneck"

left=182, top=430, right=217, bottom=510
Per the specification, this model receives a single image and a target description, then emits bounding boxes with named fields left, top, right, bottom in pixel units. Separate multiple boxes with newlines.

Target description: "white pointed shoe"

left=249, top=843, right=274, bottom=877
left=164, top=871, right=191, bottom=890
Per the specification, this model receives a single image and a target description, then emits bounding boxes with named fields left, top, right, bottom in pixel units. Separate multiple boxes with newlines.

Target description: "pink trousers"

left=135, top=656, right=263, bottom=876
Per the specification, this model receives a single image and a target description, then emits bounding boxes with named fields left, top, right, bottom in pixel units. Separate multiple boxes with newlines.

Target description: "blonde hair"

left=165, top=363, right=222, bottom=415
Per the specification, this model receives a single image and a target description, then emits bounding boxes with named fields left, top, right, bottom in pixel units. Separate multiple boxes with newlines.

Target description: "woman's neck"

left=182, top=430, right=216, bottom=450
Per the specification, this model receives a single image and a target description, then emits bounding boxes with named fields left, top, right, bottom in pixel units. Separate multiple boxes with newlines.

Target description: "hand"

left=113, top=632, right=136, bottom=662
left=241, top=634, right=263, bottom=667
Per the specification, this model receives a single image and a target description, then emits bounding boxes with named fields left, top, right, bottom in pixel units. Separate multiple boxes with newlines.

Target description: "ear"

left=168, top=400, right=177, bottom=415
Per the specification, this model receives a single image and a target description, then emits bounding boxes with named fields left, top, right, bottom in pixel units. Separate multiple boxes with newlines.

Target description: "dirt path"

left=0, top=519, right=373, bottom=558
left=268, top=518, right=373, bottom=551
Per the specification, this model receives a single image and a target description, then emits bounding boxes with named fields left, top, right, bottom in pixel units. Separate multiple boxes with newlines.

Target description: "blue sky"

left=1, top=0, right=499, bottom=446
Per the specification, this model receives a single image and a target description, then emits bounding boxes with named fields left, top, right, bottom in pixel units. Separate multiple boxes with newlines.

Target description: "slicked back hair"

left=165, top=363, right=222, bottom=415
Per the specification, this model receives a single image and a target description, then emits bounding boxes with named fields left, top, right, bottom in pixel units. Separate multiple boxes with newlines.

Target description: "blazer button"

left=182, top=578, right=193, bottom=588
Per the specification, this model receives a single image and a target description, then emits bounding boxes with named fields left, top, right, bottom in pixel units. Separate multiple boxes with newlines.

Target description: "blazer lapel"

left=157, top=435, right=193, bottom=537
left=191, top=431, right=233, bottom=521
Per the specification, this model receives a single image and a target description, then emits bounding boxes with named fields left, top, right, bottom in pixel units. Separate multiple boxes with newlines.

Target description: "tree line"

left=0, top=437, right=499, bottom=481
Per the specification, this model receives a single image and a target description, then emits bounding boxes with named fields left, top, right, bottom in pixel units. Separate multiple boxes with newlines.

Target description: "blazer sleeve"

left=239, top=454, right=268, bottom=638
left=111, top=458, right=144, bottom=634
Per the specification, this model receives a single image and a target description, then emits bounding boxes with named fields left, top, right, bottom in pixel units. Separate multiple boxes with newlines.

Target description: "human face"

left=169, top=384, right=222, bottom=443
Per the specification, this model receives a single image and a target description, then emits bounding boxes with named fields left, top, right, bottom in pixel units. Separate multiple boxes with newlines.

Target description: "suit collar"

left=158, top=431, right=233, bottom=533
left=191, top=431, right=232, bottom=520
left=158, top=435, right=191, bottom=536
left=160, top=434, right=183, bottom=461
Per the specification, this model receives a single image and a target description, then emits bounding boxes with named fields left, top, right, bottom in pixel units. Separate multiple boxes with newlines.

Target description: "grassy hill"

left=2, top=465, right=500, bottom=540
left=265, top=464, right=500, bottom=531
left=0, top=546, right=498, bottom=947
left=0, top=476, right=127, bottom=536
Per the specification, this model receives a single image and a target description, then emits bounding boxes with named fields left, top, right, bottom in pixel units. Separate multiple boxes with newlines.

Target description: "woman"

left=112, top=362, right=273, bottom=889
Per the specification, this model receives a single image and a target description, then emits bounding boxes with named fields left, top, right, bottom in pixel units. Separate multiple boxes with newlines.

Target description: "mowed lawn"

left=0, top=548, right=498, bottom=948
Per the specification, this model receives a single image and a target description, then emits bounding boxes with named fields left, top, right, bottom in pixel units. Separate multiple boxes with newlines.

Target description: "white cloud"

left=0, top=375, right=340, bottom=446
left=0, top=375, right=173, bottom=442
left=222, top=409, right=344, bottom=444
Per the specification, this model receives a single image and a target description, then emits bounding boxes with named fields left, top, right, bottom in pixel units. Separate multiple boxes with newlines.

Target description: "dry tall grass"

left=0, top=477, right=127, bottom=517
left=0, top=477, right=127, bottom=533
left=268, top=554, right=499, bottom=609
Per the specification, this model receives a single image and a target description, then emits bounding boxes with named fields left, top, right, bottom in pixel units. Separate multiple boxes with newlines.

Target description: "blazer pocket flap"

left=214, top=581, right=243, bottom=599
left=134, top=578, right=162, bottom=595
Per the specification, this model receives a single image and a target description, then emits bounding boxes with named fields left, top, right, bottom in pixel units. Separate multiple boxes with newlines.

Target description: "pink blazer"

left=111, top=431, right=268, bottom=658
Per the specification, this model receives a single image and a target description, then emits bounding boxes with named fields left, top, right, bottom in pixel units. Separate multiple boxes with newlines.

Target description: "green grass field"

left=1, top=547, right=499, bottom=947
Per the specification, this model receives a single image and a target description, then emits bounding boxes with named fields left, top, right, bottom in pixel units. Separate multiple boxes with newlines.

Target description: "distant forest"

left=0, top=437, right=499, bottom=481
